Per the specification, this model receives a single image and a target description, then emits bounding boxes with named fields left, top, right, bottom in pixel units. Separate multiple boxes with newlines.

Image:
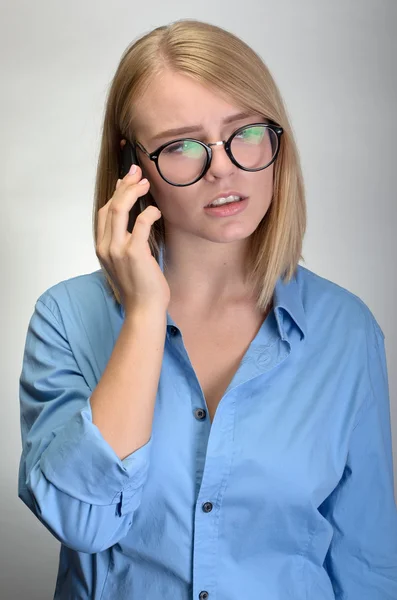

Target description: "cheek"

left=146, top=173, right=198, bottom=215
left=256, top=168, right=274, bottom=203
left=249, top=169, right=274, bottom=217
left=258, top=165, right=274, bottom=190
left=144, top=164, right=274, bottom=215
left=146, top=178, right=187, bottom=214
left=139, top=162, right=169, bottom=207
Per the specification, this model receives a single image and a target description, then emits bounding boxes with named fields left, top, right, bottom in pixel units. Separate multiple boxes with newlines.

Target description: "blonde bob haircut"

left=93, top=18, right=306, bottom=313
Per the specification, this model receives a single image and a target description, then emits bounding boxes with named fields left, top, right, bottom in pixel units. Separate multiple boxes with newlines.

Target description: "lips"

left=204, top=191, right=248, bottom=208
left=204, top=196, right=249, bottom=216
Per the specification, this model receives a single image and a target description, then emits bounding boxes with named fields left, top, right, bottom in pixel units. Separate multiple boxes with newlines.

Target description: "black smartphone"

left=120, top=140, right=154, bottom=233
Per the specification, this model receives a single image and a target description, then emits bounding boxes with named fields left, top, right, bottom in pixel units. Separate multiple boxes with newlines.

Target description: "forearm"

left=90, top=307, right=167, bottom=460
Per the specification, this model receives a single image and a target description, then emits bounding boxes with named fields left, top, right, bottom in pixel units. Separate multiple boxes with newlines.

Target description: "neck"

left=164, top=243, right=251, bottom=301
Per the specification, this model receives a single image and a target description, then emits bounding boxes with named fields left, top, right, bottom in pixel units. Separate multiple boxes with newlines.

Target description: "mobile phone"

left=120, top=140, right=154, bottom=233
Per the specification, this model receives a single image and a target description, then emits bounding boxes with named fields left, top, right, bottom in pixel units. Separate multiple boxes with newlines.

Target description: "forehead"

left=134, top=71, right=251, bottom=140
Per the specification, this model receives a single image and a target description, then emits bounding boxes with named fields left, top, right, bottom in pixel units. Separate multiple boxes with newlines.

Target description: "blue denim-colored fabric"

left=18, top=249, right=397, bottom=599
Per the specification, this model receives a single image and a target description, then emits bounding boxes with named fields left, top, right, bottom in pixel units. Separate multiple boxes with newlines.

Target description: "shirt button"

left=194, top=408, right=207, bottom=420
left=199, top=592, right=209, bottom=600
left=169, top=326, right=178, bottom=336
left=202, top=502, right=213, bottom=513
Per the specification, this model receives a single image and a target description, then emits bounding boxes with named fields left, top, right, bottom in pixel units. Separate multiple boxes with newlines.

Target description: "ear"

left=120, top=139, right=126, bottom=149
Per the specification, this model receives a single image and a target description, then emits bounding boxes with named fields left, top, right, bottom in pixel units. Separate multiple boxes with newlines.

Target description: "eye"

left=162, top=142, right=184, bottom=155
left=235, top=126, right=267, bottom=143
left=162, top=140, right=205, bottom=158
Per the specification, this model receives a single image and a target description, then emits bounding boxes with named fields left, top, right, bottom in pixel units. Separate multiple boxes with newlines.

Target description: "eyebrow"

left=148, top=111, right=260, bottom=144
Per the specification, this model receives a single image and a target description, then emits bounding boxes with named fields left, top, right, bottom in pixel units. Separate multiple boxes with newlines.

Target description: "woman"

left=18, top=18, right=397, bottom=600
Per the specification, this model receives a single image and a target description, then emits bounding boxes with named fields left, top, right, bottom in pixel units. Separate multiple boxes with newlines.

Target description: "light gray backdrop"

left=1, top=1, right=396, bottom=598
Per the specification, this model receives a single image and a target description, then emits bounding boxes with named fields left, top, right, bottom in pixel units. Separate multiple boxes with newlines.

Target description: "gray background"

left=1, top=1, right=396, bottom=598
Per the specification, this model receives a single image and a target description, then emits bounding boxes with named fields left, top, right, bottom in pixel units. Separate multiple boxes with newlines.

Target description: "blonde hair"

left=93, top=18, right=306, bottom=312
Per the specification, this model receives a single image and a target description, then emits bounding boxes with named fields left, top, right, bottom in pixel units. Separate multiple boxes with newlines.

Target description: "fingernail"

left=138, top=178, right=148, bottom=185
left=129, top=164, right=137, bottom=175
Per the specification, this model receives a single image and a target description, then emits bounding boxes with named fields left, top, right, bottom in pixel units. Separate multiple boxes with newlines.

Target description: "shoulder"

left=34, top=269, right=119, bottom=328
left=294, top=264, right=384, bottom=344
left=26, top=270, right=122, bottom=394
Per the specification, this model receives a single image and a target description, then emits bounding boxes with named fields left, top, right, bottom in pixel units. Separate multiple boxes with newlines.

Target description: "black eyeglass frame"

left=133, top=121, right=284, bottom=187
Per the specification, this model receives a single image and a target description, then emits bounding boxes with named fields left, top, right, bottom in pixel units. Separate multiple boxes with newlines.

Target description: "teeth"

left=208, top=195, right=242, bottom=207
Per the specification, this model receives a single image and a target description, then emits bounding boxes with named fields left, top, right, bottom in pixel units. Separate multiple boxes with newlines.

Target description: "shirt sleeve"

left=18, top=298, right=152, bottom=554
left=319, top=315, right=397, bottom=599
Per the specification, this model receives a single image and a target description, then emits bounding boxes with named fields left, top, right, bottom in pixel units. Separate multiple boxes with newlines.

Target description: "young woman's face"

left=133, top=70, right=275, bottom=245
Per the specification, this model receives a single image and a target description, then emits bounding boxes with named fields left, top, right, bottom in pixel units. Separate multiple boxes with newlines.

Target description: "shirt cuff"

left=40, top=397, right=152, bottom=509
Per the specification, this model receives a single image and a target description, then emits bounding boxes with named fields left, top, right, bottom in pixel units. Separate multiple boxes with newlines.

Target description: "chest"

left=169, top=305, right=267, bottom=423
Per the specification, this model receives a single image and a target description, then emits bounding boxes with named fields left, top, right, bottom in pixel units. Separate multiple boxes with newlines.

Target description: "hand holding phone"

left=120, top=140, right=156, bottom=233
left=96, top=163, right=171, bottom=316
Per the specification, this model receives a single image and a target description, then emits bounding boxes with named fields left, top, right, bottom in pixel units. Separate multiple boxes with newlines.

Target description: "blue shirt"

left=18, top=250, right=397, bottom=600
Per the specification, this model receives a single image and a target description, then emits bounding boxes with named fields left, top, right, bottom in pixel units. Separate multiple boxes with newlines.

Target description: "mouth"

left=204, top=196, right=249, bottom=217
left=204, top=194, right=248, bottom=208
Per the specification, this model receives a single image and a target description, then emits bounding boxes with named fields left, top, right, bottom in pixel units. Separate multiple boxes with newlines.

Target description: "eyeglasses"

left=133, top=121, right=284, bottom=187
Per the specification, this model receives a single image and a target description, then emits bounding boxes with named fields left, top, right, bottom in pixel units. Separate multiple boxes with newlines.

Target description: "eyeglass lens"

left=157, top=125, right=278, bottom=185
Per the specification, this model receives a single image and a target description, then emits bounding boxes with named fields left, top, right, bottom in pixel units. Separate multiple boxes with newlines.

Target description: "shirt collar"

left=273, top=270, right=306, bottom=342
left=119, top=245, right=307, bottom=342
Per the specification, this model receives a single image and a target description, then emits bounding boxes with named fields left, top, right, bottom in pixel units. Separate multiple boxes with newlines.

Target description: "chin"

left=201, top=222, right=258, bottom=243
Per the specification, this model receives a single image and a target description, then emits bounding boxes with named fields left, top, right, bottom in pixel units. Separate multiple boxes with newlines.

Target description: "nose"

left=205, top=141, right=235, bottom=179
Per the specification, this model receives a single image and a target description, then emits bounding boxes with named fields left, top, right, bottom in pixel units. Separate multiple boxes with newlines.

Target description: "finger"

left=96, top=199, right=111, bottom=247
left=96, top=178, right=119, bottom=246
left=101, top=202, right=116, bottom=254
left=101, top=170, right=142, bottom=248
left=97, top=168, right=147, bottom=249
left=110, top=179, right=151, bottom=248
left=127, top=204, right=162, bottom=252
left=120, top=163, right=142, bottom=186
